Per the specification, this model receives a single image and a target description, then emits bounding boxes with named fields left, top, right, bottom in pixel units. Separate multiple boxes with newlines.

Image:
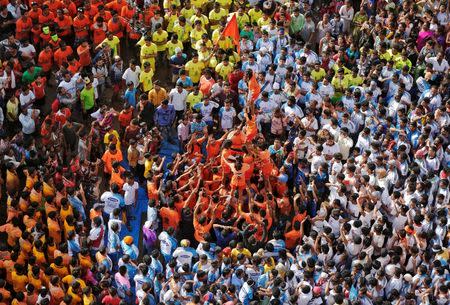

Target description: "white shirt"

left=220, top=106, right=236, bottom=130
left=122, top=66, right=141, bottom=88
left=19, top=44, right=36, bottom=60
left=169, top=88, right=188, bottom=111
left=172, top=247, right=194, bottom=267
left=19, top=108, right=39, bottom=134
left=425, top=57, right=449, bottom=73
left=123, top=181, right=139, bottom=206
left=101, top=191, right=122, bottom=214
left=58, top=77, right=78, bottom=104
left=19, top=91, right=35, bottom=108
left=177, top=122, right=190, bottom=141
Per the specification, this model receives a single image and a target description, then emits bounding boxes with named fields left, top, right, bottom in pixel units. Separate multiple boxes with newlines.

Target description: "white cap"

left=175, top=47, right=182, bottom=53
left=404, top=274, right=412, bottom=282
left=260, top=47, right=267, bottom=54
left=273, top=82, right=280, bottom=90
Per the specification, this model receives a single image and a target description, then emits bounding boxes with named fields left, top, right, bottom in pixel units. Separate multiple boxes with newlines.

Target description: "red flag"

left=248, top=73, right=260, bottom=102
left=222, top=14, right=240, bottom=54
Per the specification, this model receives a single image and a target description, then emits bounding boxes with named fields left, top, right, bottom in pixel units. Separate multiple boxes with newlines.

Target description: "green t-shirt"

left=80, top=87, right=95, bottom=110
left=22, top=66, right=42, bottom=84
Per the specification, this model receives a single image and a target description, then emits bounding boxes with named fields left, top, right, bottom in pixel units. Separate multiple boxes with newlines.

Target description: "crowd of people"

left=0, top=0, right=449, bottom=304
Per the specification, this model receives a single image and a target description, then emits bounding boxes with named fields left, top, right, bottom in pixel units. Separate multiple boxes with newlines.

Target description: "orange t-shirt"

left=118, top=110, right=133, bottom=127
left=54, top=16, right=73, bottom=37
left=54, top=46, right=73, bottom=66
left=77, top=45, right=91, bottom=67
left=91, top=23, right=107, bottom=46
left=110, top=167, right=125, bottom=189
left=61, top=0, right=77, bottom=17
left=101, top=150, right=124, bottom=174
left=38, top=12, right=55, bottom=26
left=193, top=218, right=212, bottom=243
left=38, top=50, right=54, bottom=72
left=16, top=17, right=33, bottom=40
left=73, top=15, right=90, bottom=38
left=44, top=0, right=63, bottom=12
left=105, top=0, right=126, bottom=14
left=107, top=18, right=125, bottom=38
left=284, top=229, right=302, bottom=249
left=68, top=60, right=81, bottom=74
left=160, top=207, right=180, bottom=230
left=29, top=8, right=42, bottom=22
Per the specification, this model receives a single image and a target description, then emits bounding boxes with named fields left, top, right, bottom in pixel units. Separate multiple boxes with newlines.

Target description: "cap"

left=273, top=83, right=280, bottom=90
left=175, top=47, right=182, bottom=53
left=123, top=236, right=133, bottom=245
left=260, top=47, right=267, bottom=54
left=180, top=239, right=189, bottom=247
left=313, top=286, right=322, bottom=294
left=84, top=77, right=91, bottom=84
left=432, top=244, right=442, bottom=253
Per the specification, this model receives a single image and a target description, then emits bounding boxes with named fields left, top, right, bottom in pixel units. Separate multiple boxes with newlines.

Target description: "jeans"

left=125, top=204, right=133, bottom=226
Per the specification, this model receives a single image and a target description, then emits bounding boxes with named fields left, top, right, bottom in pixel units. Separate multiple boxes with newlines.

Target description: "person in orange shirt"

left=44, top=0, right=63, bottom=12
left=28, top=3, right=42, bottom=23
left=77, top=40, right=92, bottom=67
left=0, top=217, right=22, bottom=247
left=38, top=45, right=54, bottom=76
left=94, top=5, right=112, bottom=22
left=110, top=161, right=125, bottom=189
left=160, top=200, right=181, bottom=231
left=67, top=55, right=81, bottom=74
left=83, top=1, right=98, bottom=22
left=16, top=13, right=33, bottom=41
left=47, top=211, right=62, bottom=245
left=54, top=9, right=73, bottom=40
left=199, top=69, right=216, bottom=96
left=38, top=5, right=56, bottom=27
left=73, top=8, right=90, bottom=44
left=193, top=195, right=215, bottom=243
left=54, top=41, right=73, bottom=67
left=105, top=0, right=126, bottom=14
left=101, top=143, right=124, bottom=175
left=107, top=12, right=125, bottom=39
left=11, top=264, right=29, bottom=293
left=61, top=0, right=77, bottom=17
left=284, top=217, right=307, bottom=250
left=121, top=2, right=136, bottom=20
left=91, top=17, right=107, bottom=46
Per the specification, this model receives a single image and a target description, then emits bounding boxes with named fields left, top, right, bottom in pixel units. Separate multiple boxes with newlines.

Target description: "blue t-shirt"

left=124, top=88, right=137, bottom=107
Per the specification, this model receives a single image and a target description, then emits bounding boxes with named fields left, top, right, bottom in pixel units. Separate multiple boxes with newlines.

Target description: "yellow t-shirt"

left=311, top=68, right=326, bottom=82
left=185, top=60, right=205, bottom=83
left=104, top=130, right=121, bottom=150
left=165, top=13, right=179, bottom=33
left=101, top=36, right=120, bottom=56
left=191, top=0, right=207, bottom=9
left=248, top=8, right=263, bottom=23
left=195, top=39, right=213, bottom=51
left=140, top=69, right=154, bottom=92
left=190, top=28, right=207, bottom=45
left=216, top=0, right=232, bottom=11
left=180, top=7, right=195, bottom=20
left=163, top=0, right=181, bottom=9
left=345, top=74, right=363, bottom=87
left=187, top=91, right=203, bottom=109
left=257, top=16, right=271, bottom=28
left=166, top=40, right=183, bottom=59
left=215, top=62, right=234, bottom=80
left=216, top=0, right=233, bottom=10
left=209, top=9, right=227, bottom=30
left=173, top=22, right=192, bottom=43
left=152, top=31, right=168, bottom=52
left=190, top=14, right=209, bottom=27
left=140, top=43, right=157, bottom=69
left=235, top=13, right=250, bottom=29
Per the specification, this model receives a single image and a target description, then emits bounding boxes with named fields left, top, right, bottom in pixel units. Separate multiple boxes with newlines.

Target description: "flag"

left=222, top=14, right=240, bottom=54
left=248, top=73, right=260, bottom=103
